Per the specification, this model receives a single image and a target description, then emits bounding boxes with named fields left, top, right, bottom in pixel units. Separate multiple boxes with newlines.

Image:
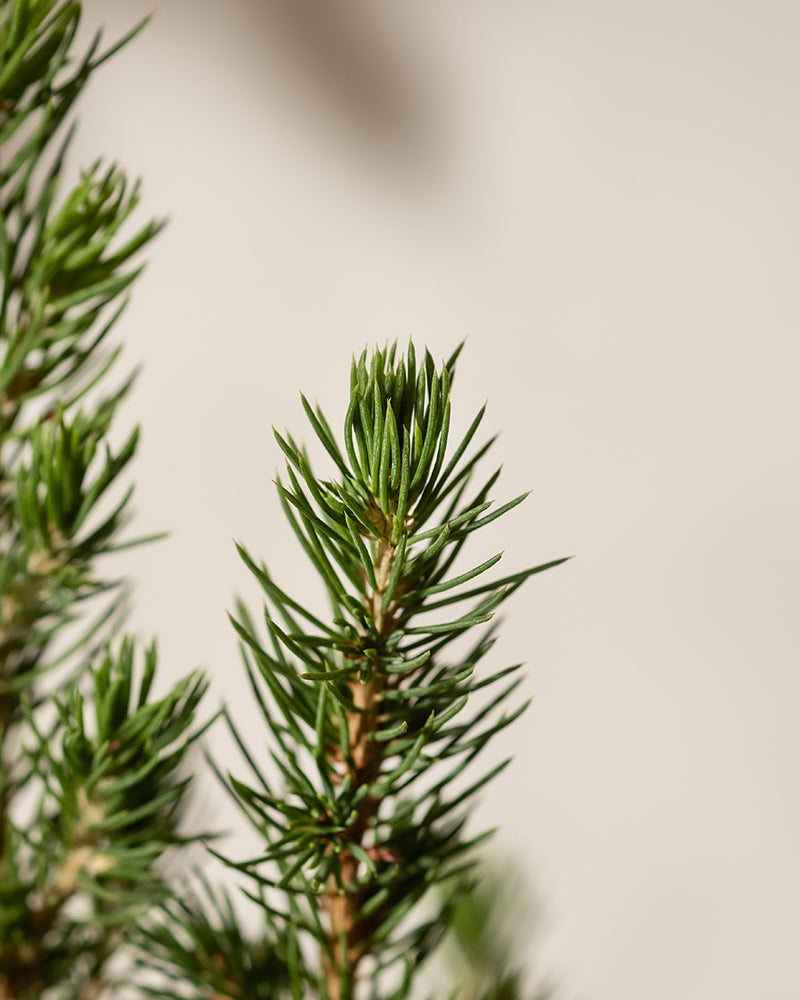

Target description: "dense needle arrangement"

left=0, top=4, right=566, bottom=999
left=214, top=342, right=567, bottom=998
left=0, top=3, right=208, bottom=995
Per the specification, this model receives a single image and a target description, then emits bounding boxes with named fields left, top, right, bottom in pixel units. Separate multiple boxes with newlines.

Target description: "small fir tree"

left=0, top=5, right=567, bottom=999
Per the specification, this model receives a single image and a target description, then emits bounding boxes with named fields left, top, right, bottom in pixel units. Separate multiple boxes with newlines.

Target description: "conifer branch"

left=0, top=4, right=205, bottom=996
left=2, top=6, right=568, bottom=998
left=221, top=343, right=568, bottom=999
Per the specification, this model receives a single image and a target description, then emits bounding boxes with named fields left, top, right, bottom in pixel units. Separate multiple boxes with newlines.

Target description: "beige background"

left=74, top=2, right=799, bottom=998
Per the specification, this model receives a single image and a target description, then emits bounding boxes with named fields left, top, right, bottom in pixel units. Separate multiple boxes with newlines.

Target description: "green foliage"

left=46, top=640, right=208, bottom=905
left=0, top=3, right=205, bottom=997
left=1, top=642, right=208, bottom=996
left=434, top=869, right=557, bottom=1000
left=0, top=0, right=160, bottom=701
left=1, top=5, right=566, bottom=999
left=204, top=343, right=567, bottom=1000
left=136, top=872, right=297, bottom=1000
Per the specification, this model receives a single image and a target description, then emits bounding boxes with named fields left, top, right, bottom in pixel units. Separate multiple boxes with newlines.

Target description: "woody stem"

left=324, top=531, right=398, bottom=1000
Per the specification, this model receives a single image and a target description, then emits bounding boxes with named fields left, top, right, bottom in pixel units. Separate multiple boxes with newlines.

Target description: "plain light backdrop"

left=73, top=2, right=799, bottom=998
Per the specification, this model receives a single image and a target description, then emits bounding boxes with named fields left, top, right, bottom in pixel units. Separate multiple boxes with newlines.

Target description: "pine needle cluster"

left=206, top=343, right=567, bottom=1000
left=0, top=4, right=208, bottom=996
left=0, top=5, right=567, bottom=1000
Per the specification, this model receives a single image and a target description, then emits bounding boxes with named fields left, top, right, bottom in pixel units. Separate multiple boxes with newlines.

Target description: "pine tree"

left=0, top=6, right=567, bottom=999
left=0, top=4, right=208, bottom=996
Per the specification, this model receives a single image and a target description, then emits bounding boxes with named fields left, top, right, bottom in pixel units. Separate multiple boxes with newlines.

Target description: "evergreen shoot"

left=202, top=341, right=568, bottom=1000
left=0, top=5, right=567, bottom=999
left=0, top=3, right=208, bottom=996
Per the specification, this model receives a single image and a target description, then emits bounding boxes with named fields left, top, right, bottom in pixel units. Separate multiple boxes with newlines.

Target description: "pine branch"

left=218, top=343, right=567, bottom=1000
left=0, top=5, right=206, bottom=997
left=2, top=6, right=568, bottom=1000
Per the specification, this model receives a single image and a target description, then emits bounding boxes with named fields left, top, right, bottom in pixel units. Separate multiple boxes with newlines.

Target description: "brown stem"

left=0, top=670, right=20, bottom=873
left=323, top=530, right=399, bottom=999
